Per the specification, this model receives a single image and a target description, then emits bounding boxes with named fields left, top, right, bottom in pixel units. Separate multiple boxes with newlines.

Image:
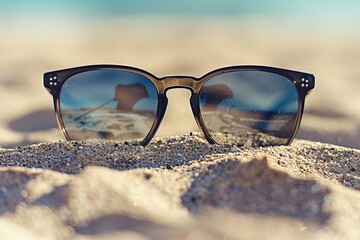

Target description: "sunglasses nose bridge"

left=160, top=76, right=200, bottom=93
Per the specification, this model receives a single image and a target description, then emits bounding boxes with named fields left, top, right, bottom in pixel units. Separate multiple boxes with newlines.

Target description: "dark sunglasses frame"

left=44, top=65, right=315, bottom=146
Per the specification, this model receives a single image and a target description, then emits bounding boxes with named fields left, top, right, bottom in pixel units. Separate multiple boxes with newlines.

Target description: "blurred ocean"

left=0, top=0, right=359, bottom=26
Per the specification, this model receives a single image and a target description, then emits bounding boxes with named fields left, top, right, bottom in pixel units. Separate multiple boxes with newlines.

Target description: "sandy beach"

left=1, top=18, right=360, bottom=149
left=0, top=16, right=360, bottom=239
left=0, top=134, right=360, bottom=239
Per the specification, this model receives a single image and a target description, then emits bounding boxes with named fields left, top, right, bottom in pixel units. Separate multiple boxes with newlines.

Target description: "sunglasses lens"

left=199, top=70, right=299, bottom=147
left=59, top=69, right=158, bottom=141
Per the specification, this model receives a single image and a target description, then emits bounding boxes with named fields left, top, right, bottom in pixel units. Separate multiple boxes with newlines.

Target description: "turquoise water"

left=0, top=0, right=359, bottom=29
left=0, top=0, right=359, bottom=20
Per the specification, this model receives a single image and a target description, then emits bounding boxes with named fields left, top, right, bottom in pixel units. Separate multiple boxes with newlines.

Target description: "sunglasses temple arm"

left=74, top=98, right=115, bottom=122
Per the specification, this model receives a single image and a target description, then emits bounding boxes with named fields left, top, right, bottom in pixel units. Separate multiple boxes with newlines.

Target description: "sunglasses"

left=44, top=65, right=315, bottom=147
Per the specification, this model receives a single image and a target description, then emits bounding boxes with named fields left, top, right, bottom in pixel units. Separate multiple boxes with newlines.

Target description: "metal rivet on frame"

left=50, top=75, right=58, bottom=86
left=300, top=78, right=309, bottom=88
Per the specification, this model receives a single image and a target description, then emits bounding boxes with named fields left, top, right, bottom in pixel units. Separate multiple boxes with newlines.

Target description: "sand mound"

left=0, top=134, right=360, bottom=239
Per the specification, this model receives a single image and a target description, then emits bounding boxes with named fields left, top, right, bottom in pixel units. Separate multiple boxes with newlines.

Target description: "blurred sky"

left=0, top=0, right=359, bottom=29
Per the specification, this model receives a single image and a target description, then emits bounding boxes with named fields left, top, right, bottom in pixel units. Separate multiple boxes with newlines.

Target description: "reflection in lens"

left=199, top=71, right=299, bottom=147
left=59, top=69, right=158, bottom=141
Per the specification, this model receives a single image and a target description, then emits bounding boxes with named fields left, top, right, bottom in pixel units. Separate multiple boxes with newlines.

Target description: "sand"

left=0, top=17, right=360, bottom=239
left=0, top=133, right=359, bottom=239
